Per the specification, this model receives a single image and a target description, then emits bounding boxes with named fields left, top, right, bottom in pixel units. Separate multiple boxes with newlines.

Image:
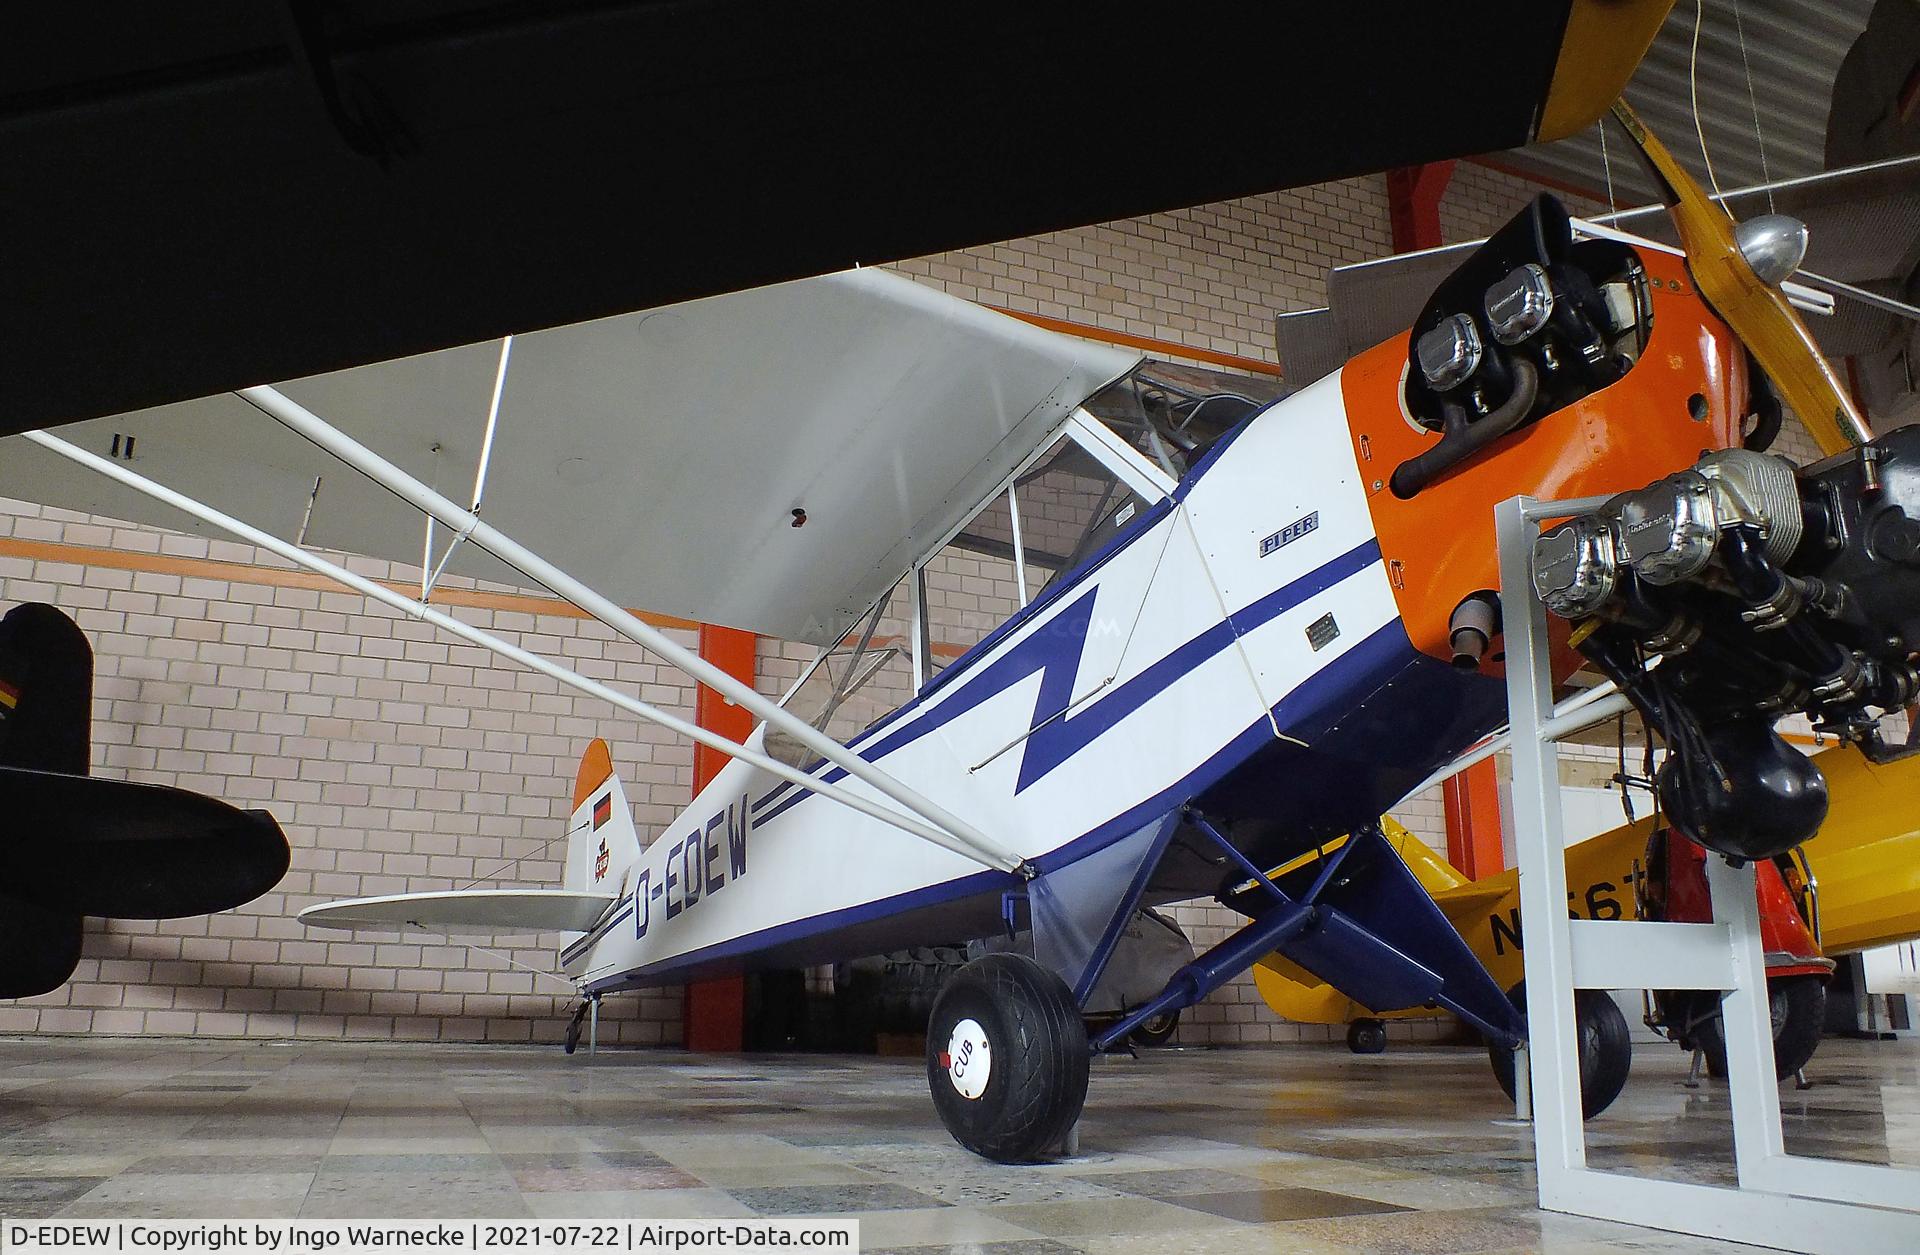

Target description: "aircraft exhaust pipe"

left=1448, top=592, right=1502, bottom=671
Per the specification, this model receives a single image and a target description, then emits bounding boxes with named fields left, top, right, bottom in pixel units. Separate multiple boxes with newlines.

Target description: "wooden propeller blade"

left=1609, top=99, right=1872, bottom=456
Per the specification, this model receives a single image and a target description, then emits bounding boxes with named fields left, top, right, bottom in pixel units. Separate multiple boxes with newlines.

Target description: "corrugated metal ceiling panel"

left=1499, top=0, right=1876, bottom=205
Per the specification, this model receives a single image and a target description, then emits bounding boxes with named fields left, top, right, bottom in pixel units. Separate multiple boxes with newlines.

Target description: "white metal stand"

left=1496, top=493, right=1920, bottom=1255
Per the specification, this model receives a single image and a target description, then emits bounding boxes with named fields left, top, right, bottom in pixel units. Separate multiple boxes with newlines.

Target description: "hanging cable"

left=1731, top=0, right=1775, bottom=213
left=1599, top=112, right=1618, bottom=214
left=1690, top=0, right=1727, bottom=201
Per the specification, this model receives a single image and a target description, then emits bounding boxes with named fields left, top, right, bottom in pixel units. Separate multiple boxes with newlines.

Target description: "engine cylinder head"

left=1532, top=517, right=1617, bottom=618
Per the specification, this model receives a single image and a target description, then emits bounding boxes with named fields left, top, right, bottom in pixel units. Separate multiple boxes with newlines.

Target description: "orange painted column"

left=1443, top=758, right=1505, bottom=880
left=1386, top=161, right=1455, bottom=253
left=682, top=623, right=757, bottom=1052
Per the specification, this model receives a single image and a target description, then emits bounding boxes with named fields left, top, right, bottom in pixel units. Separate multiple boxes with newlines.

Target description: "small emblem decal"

left=1260, top=511, right=1319, bottom=557
left=594, top=838, right=610, bottom=881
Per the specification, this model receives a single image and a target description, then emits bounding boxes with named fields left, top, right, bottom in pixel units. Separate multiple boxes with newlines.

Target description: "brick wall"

left=0, top=504, right=688, bottom=1045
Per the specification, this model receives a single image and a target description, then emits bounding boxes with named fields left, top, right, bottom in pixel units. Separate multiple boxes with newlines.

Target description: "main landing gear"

left=923, top=812, right=1542, bottom=1162
left=1486, top=982, right=1632, bottom=1119
left=926, top=954, right=1090, bottom=1162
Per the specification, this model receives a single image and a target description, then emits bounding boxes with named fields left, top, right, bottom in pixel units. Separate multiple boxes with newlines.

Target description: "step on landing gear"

left=926, top=954, right=1089, bottom=1163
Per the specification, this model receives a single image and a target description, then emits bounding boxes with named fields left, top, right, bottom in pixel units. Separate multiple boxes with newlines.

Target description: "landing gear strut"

left=922, top=813, right=1538, bottom=1161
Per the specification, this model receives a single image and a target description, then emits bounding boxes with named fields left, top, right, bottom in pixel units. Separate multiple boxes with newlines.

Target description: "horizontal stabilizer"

left=0, top=766, right=289, bottom=919
left=1429, top=882, right=1513, bottom=921
left=299, top=889, right=618, bottom=935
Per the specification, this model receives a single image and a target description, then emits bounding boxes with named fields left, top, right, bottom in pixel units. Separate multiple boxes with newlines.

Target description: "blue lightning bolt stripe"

left=581, top=615, right=1422, bottom=993
left=752, top=538, right=1382, bottom=828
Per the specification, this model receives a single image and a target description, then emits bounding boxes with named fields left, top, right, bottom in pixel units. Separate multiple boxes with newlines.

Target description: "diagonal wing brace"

left=25, top=428, right=1027, bottom=877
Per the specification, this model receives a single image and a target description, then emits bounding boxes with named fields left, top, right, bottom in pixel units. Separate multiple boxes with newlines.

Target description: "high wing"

left=0, top=269, right=1138, bottom=646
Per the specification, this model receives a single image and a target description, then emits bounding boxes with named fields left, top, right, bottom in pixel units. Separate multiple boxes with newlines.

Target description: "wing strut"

left=23, top=430, right=1025, bottom=876
left=237, top=383, right=1029, bottom=876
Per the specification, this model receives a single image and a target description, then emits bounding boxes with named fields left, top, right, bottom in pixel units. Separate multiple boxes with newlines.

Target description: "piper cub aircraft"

left=6, top=83, right=1919, bottom=1159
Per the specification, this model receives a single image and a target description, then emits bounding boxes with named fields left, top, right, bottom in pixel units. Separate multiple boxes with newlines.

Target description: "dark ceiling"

left=2, top=1, right=1588, bottom=435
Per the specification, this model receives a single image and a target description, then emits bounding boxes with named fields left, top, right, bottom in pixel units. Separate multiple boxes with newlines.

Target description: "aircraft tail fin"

left=1379, top=817, right=1470, bottom=895
left=0, top=601, right=92, bottom=776
left=1380, top=819, right=1515, bottom=922
left=564, top=739, right=644, bottom=893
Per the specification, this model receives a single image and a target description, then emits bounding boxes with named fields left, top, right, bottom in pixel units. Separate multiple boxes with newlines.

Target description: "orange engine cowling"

left=1339, top=202, right=1749, bottom=688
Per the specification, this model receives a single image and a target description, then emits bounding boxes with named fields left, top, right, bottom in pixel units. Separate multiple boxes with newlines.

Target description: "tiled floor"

left=1, top=1034, right=1915, bottom=1252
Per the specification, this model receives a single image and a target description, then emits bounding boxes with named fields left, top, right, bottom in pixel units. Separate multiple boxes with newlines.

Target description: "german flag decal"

left=0, top=677, right=18, bottom=711
left=592, top=794, right=611, bottom=829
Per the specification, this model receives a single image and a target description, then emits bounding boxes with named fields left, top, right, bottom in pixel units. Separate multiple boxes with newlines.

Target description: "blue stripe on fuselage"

left=754, top=538, right=1382, bottom=828
left=583, top=615, right=1414, bottom=992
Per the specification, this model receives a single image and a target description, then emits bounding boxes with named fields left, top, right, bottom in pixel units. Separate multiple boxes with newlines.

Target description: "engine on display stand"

left=1532, top=427, right=1920, bottom=862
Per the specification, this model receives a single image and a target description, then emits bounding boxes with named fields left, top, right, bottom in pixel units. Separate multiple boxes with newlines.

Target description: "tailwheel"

left=927, top=953, right=1089, bottom=1163
left=1690, top=975, right=1827, bottom=1081
left=1488, top=982, right=1632, bottom=1119
left=563, top=999, right=591, bottom=1055
left=1346, top=1017, right=1388, bottom=1055
left=1130, top=1010, right=1180, bottom=1048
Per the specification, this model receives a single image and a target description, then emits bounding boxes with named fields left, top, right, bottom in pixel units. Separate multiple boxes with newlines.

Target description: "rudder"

left=564, top=739, right=643, bottom=893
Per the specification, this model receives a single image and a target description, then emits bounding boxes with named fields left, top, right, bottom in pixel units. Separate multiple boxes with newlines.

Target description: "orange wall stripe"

left=987, top=306, right=1283, bottom=378
left=0, top=535, right=992, bottom=656
left=0, top=535, right=700, bottom=630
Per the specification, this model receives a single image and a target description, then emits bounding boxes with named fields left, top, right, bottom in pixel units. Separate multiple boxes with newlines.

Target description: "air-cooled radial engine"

left=1532, top=428, right=1920, bottom=861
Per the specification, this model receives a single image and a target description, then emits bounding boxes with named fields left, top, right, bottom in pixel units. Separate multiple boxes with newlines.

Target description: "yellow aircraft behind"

left=1254, top=746, right=1920, bottom=1052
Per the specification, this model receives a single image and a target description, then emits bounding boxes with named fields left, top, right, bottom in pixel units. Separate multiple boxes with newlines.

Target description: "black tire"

left=1130, top=1011, right=1180, bottom=1048
left=563, top=1002, right=588, bottom=1055
left=1346, top=1018, right=1388, bottom=1055
left=926, top=954, right=1090, bottom=1163
left=1694, top=975, right=1826, bottom=1081
left=1488, top=983, right=1632, bottom=1119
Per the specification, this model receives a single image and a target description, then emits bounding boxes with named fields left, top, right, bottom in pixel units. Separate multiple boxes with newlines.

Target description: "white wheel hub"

left=944, top=1018, right=992, bottom=1100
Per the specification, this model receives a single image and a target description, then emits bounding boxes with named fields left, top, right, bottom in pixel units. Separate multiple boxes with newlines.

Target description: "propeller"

left=1608, top=99, right=1874, bottom=457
